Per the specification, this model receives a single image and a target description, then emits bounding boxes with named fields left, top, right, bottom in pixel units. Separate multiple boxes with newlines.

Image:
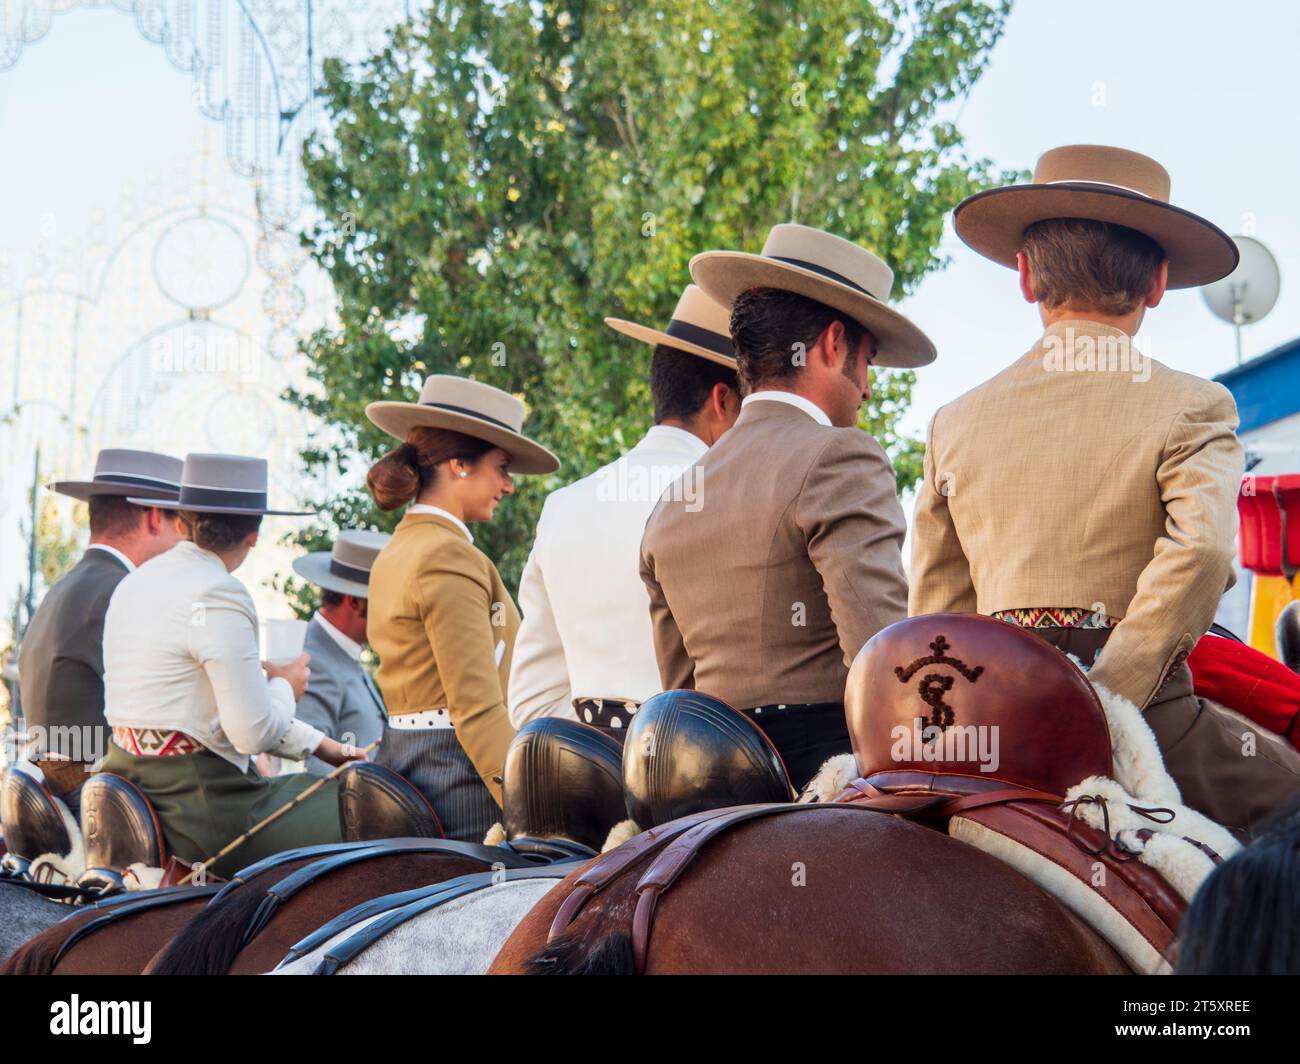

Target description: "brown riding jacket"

left=640, top=398, right=908, bottom=708
left=367, top=511, right=519, bottom=803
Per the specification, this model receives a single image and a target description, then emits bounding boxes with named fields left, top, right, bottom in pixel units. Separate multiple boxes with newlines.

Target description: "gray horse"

left=0, top=882, right=72, bottom=963
left=269, top=877, right=560, bottom=975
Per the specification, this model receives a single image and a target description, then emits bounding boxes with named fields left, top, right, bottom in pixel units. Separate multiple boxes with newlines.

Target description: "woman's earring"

left=459, top=471, right=468, bottom=478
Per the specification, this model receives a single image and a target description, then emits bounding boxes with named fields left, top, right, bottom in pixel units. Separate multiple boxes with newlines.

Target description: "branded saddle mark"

left=893, top=635, right=984, bottom=731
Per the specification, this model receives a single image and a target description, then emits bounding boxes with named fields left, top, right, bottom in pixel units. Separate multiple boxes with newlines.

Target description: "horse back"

left=497, top=807, right=1130, bottom=975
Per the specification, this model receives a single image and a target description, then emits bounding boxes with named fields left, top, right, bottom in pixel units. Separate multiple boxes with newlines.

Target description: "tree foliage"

left=294, top=0, right=1016, bottom=590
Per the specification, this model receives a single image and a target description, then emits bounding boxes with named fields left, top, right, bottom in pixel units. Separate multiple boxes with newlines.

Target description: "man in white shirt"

left=508, top=285, right=740, bottom=735
left=291, top=531, right=391, bottom=776
left=100, top=453, right=359, bottom=875
left=15, top=449, right=183, bottom=815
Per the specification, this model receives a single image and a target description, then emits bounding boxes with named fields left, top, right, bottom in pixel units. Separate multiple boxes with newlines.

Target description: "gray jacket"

left=18, top=547, right=129, bottom=762
left=297, top=615, right=388, bottom=776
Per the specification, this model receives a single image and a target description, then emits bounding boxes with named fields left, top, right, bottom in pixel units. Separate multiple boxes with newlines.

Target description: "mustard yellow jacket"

left=367, top=511, right=519, bottom=803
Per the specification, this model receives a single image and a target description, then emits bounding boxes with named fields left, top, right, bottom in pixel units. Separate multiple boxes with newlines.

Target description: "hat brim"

left=127, top=497, right=314, bottom=516
left=688, top=253, right=936, bottom=369
left=952, top=184, right=1239, bottom=289
left=50, top=481, right=179, bottom=503
left=603, top=318, right=737, bottom=369
left=364, top=404, right=559, bottom=475
left=292, top=552, right=371, bottom=598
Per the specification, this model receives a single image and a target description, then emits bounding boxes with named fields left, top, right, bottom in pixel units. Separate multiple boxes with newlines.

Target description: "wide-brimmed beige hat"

left=292, top=529, right=391, bottom=598
left=51, top=448, right=183, bottom=502
left=129, top=453, right=312, bottom=516
left=689, top=223, right=936, bottom=369
left=365, top=375, right=558, bottom=475
left=604, top=284, right=737, bottom=368
left=953, top=145, right=1238, bottom=289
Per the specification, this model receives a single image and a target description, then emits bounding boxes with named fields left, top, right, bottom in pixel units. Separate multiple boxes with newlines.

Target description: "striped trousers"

left=374, top=725, right=501, bottom=843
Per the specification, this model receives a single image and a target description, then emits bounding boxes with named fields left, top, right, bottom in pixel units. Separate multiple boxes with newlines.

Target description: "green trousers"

left=100, top=744, right=343, bottom=879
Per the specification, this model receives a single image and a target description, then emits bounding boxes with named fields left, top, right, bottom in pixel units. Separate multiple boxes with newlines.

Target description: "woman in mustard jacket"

left=364, top=375, right=558, bottom=841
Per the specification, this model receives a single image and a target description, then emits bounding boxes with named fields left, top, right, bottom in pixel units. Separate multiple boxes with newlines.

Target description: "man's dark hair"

left=87, top=495, right=146, bottom=538
left=730, top=287, right=868, bottom=394
left=321, top=589, right=346, bottom=608
left=649, top=345, right=739, bottom=424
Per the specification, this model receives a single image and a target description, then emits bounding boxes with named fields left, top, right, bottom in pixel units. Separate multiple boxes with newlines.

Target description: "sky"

left=1, top=1, right=1296, bottom=485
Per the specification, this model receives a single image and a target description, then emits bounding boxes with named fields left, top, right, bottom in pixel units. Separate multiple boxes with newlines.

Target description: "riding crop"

left=176, top=739, right=380, bottom=885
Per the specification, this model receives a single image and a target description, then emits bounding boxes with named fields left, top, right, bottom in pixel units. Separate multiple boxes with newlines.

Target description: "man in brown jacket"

left=913, top=144, right=1300, bottom=836
left=640, top=224, right=936, bottom=787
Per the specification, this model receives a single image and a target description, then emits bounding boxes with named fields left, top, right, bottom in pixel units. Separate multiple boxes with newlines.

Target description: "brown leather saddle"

left=543, top=615, right=1201, bottom=973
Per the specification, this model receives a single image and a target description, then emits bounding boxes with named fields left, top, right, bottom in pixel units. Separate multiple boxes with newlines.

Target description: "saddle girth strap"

left=283, top=858, right=583, bottom=964
left=630, top=803, right=867, bottom=973
left=546, top=807, right=742, bottom=943
left=211, top=841, right=367, bottom=904
left=50, top=884, right=222, bottom=969
left=239, top=838, right=540, bottom=951
left=314, top=862, right=583, bottom=975
left=837, top=778, right=1066, bottom=817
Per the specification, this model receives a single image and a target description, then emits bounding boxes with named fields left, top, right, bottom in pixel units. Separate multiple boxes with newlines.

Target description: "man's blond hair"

left=1022, top=218, right=1165, bottom=316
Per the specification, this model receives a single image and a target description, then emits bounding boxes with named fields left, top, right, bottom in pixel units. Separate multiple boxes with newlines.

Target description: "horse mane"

left=527, top=929, right=635, bottom=976
left=147, top=863, right=305, bottom=975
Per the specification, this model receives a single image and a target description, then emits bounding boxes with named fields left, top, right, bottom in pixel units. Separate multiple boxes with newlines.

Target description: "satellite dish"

left=1202, top=235, right=1281, bottom=365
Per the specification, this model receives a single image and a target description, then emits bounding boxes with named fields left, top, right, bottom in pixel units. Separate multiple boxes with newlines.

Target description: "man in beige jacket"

left=640, top=224, right=936, bottom=787
left=912, top=144, right=1300, bottom=836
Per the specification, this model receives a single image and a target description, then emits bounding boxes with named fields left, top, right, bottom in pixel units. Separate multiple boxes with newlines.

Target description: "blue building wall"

left=1215, top=336, right=1300, bottom=433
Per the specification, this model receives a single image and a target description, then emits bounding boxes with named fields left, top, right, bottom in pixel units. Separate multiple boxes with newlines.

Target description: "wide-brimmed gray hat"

left=292, top=529, right=392, bottom=598
left=689, top=223, right=937, bottom=369
left=605, top=284, right=737, bottom=368
left=128, top=454, right=312, bottom=516
left=51, top=448, right=183, bottom=503
left=365, top=375, right=559, bottom=475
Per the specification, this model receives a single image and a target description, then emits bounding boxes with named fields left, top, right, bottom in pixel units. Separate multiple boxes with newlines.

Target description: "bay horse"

left=490, top=805, right=1131, bottom=975
left=1, top=884, right=216, bottom=975
left=146, top=838, right=548, bottom=975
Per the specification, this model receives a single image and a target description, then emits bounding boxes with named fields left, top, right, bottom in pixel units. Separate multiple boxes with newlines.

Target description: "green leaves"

left=293, top=0, right=1015, bottom=591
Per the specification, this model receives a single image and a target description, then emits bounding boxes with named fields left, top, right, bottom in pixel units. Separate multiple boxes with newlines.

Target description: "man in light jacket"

left=912, top=144, right=1300, bottom=836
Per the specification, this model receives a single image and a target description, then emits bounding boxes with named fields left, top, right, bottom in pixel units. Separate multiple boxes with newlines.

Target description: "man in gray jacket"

left=17, top=449, right=183, bottom=814
left=292, top=531, right=391, bottom=776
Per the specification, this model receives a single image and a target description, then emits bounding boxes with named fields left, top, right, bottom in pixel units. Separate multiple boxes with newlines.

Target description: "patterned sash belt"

left=112, top=726, right=205, bottom=757
left=992, top=606, right=1118, bottom=629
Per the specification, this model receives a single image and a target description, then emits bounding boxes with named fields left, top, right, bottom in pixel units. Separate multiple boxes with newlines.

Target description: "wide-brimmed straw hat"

left=292, top=529, right=391, bottom=598
left=129, top=454, right=312, bottom=516
left=952, top=144, right=1238, bottom=289
left=51, top=448, right=183, bottom=503
left=604, top=284, right=737, bottom=368
left=365, top=375, right=558, bottom=475
left=689, top=223, right=936, bottom=369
